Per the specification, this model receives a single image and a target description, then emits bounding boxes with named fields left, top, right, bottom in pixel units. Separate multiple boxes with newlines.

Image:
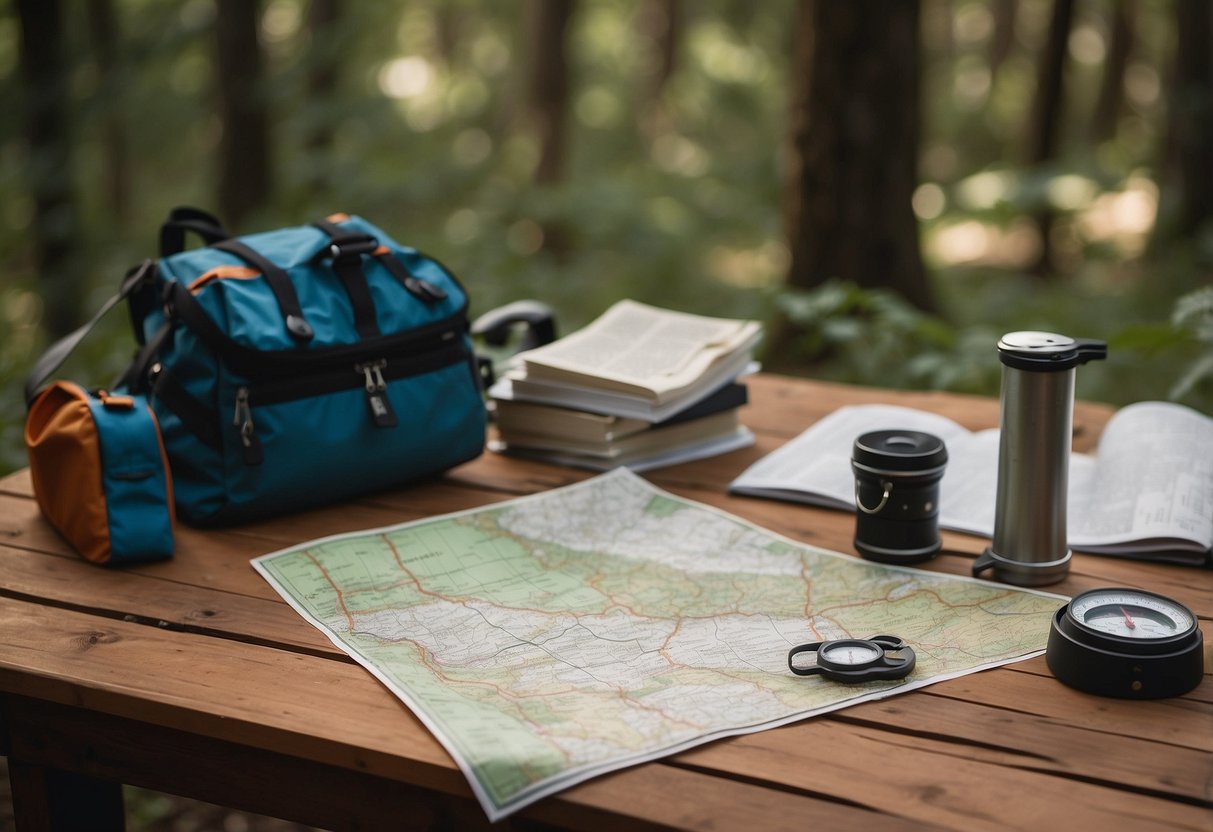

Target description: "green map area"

left=253, top=469, right=1064, bottom=820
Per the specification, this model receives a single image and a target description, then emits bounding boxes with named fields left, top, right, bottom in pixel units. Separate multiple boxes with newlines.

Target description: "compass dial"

left=821, top=642, right=883, bottom=665
left=1068, top=589, right=1194, bottom=639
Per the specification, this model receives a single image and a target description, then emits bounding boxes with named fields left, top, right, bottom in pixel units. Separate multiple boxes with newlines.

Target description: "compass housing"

left=1046, top=588, right=1204, bottom=699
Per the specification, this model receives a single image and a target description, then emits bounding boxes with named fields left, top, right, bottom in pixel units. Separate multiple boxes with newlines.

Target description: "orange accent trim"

left=325, top=212, right=351, bottom=223
left=373, top=245, right=390, bottom=256
left=188, top=265, right=261, bottom=293
left=100, top=393, right=135, bottom=410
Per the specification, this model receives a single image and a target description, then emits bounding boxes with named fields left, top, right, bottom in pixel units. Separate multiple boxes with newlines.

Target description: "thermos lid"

left=852, top=430, right=948, bottom=475
left=997, top=331, right=1107, bottom=371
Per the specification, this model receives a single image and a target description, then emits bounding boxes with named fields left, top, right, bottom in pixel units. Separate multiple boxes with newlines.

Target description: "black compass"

left=787, top=635, right=916, bottom=683
left=1046, top=587, right=1204, bottom=699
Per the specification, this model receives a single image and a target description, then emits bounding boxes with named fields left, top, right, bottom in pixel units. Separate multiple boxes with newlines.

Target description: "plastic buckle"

left=327, top=234, right=379, bottom=260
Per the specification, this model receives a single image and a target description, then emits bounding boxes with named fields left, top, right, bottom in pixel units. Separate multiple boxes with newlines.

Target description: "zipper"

left=233, top=387, right=264, bottom=465
left=229, top=333, right=469, bottom=464
left=355, top=358, right=398, bottom=427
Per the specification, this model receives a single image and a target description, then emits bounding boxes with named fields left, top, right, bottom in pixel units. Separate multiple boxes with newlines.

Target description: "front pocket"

left=206, top=341, right=485, bottom=524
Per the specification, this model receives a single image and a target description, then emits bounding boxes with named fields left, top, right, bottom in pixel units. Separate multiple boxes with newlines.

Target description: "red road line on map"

left=304, top=550, right=356, bottom=631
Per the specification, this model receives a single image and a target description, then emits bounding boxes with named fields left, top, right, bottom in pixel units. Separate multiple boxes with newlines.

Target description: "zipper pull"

left=355, top=360, right=397, bottom=428
left=232, top=387, right=263, bottom=465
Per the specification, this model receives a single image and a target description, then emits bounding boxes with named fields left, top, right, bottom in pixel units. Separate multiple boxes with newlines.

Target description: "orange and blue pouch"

left=24, top=381, right=174, bottom=565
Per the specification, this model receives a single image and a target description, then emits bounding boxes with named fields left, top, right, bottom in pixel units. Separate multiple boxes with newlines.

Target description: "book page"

left=733, top=401, right=1212, bottom=555
left=519, top=300, right=761, bottom=401
left=730, top=405, right=978, bottom=512
left=1068, top=401, right=1213, bottom=550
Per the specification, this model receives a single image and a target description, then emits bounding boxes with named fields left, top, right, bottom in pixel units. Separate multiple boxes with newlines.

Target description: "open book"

left=729, top=402, right=1213, bottom=567
left=509, top=299, right=762, bottom=405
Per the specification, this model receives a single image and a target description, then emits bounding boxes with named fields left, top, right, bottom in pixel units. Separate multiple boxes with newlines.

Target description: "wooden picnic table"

left=0, top=373, right=1209, bottom=831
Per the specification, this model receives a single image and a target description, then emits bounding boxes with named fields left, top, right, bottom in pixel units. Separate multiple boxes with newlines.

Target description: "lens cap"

left=852, top=431, right=948, bottom=475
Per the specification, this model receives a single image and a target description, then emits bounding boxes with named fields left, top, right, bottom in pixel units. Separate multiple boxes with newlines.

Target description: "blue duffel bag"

left=113, top=208, right=486, bottom=525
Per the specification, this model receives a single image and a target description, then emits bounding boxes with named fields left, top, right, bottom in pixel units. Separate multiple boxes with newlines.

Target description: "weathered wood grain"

left=0, top=374, right=1207, bottom=831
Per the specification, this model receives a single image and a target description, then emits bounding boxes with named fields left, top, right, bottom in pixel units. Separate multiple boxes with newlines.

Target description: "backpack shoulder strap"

left=24, top=260, right=156, bottom=407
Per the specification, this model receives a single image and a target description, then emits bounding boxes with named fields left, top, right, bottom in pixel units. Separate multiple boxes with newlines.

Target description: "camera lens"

left=851, top=430, right=948, bottom=564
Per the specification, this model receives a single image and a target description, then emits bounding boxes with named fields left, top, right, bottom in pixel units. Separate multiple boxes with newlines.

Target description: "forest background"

left=2, top=0, right=1213, bottom=479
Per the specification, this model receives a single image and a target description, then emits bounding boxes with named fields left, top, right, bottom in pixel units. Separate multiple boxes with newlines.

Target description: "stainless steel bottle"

left=972, top=332, right=1107, bottom=586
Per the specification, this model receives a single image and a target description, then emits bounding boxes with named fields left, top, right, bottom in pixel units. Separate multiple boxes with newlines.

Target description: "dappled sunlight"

left=378, top=56, right=434, bottom=99
left=2, top=289, right=41, bottom=356
left=954, top=170, right=1016, bottom=211
left=1076, top=177, right=1158, bottom=257
left=926, top=218, right=1040, bottom=268
left=706, top=242, right=788, bottom=289
left=927, top=175, right=1158, bottom=267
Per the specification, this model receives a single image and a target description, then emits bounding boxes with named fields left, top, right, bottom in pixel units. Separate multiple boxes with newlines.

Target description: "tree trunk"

left=528, top=0, right=575, bottom=185
left=215, top=0, right=270, bottom=226
left=988, top=0, right=1017, bottom=83
left=641, top=0, right=681, bottom=103
left=1025, top=0, right=1074, bottom=275
left=87, top=0, right=130, bottom=226
left=1156, top=0, right=1213, bottom=240
left=302, top=0, right=339, bottom=196
left=778, top=1, right=931, bottom=321
left=1090, top=0, right=1134, bottom=145
left=16, top=0, right=80, bottom=338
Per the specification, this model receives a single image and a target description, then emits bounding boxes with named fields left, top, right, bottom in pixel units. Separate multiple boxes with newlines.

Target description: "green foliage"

left=1112, top=286, right=1213, bottom=404
left=773, top=280, right=1002, bottom=394
left=0, top=0, right=1210, bottom=480
left=776, top=273, right=1213, bottom=415
left=1169, top=287, right=1213, bottom=400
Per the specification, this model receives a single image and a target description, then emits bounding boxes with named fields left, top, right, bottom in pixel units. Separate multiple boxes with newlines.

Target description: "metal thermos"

left=972, top=332, right=1107, bottom=586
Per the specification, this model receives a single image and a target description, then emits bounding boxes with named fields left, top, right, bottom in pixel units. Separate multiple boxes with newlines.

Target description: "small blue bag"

left=116, top=209, right=486, bottom=525
left=25, top=381, right=174, bottom=565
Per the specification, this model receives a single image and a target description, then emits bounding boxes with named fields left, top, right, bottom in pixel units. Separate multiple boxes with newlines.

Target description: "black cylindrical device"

left=851, top=430, right=948, bottom=564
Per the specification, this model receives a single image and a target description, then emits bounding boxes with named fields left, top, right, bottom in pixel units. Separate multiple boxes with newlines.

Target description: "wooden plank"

left=927, top=657, right=1213, bottom=749
left=0, top=469, right=31, bottom=499
left=5, top=695, right=918, bottom=832
left=0, top=596, right=465, bottom=791
left=836, top=685, right=1212, bottom=800
left=671, top=718, right=1210, bottom=831
left=4, top=590, right=1205, bottom=805
left=519, top=760, right=931, bottom=832
left=0, top=544, right=338, bottom=657
left=0, top=599, right=909, bottom=831
left=4, top=695, right=492, bottom=832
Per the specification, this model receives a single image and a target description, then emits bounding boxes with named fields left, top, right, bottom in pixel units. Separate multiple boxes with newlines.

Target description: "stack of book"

left=487, top=300, right=761, bottom=471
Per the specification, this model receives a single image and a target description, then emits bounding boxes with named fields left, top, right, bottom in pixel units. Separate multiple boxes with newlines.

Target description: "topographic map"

left=253, top=469, right=1065, bottom=820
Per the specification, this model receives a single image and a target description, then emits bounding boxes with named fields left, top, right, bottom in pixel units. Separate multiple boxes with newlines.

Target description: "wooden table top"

left=0, top=374, right=1209, bottom=831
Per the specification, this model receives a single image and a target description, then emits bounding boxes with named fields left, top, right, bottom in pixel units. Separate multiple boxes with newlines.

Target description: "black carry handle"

left=24, top=260, right=157, bottom=407
left=159, top=206, right=231, bottom=257
left=470, top=300, right=558, bottom=389
left=471, top=300, right=558, bottom=352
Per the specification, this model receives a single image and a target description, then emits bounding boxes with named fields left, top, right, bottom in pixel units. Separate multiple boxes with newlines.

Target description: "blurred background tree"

left=2, top=0, right=1211, bottom=476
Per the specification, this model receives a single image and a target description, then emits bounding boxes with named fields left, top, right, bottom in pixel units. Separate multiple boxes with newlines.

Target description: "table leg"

left=7, top=759, right=125, bottom=832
